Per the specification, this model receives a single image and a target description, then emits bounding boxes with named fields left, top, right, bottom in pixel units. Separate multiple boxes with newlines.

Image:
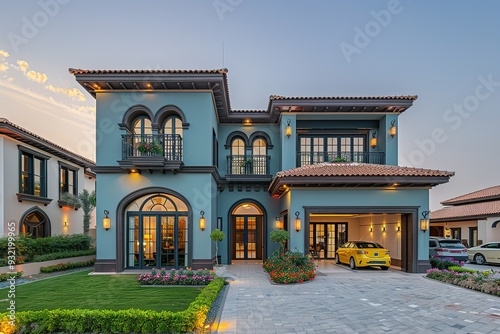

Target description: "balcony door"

left=231, top=202, right=264, bottom=260
left=298, top=134, right=367, bottom=166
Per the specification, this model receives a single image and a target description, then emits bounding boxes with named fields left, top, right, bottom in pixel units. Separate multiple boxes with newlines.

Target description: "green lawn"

left=0, top=270, right=202, bottom=312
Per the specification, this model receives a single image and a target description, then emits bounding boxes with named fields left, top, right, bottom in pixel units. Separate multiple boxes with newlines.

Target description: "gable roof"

left=268, top=163, right=454, bottom=198
left=430, top=199, right=500, bottom=222
left=0, top=118, right=95, bottom=168
left=441, top=185, right=500, bottom=206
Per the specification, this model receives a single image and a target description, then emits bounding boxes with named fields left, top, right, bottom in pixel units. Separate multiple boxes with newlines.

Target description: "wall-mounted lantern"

left=199, top=211, right=206, bottom=231
left=370, top=131, right=377, bottom=148
left=420, top=211, right=430, bottom=232
left=285, top=119, right=292, bottom=138
left=102, top=210, right=111, bottom=231
left=294, top=211, right=301, bottom=232
left=275, top=217, right=283, bottom=230
left=389, top=119, right=397, bottom=137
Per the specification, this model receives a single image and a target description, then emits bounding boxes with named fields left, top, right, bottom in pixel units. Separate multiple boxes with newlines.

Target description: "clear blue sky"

left=1, top=0, right=500, bottom=209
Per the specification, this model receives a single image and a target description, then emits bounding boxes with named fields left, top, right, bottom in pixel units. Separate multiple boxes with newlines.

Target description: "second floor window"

left=20, top=151, right=47, bottom=197
left=231, top=138, right=245, bottom=174
left=60, top=164, right=78, bottom=197
left=133, top=116, right=152, bottom=135
left=299, top=134, right=366, bottom=166
left=252, top=138, right=267, bottom=174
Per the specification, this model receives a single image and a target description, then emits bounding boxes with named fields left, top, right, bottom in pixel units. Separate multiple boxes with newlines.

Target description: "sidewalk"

left=216, top=261, right=500, bottom=333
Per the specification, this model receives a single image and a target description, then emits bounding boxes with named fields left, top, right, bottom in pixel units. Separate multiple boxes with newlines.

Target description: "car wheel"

left=349, top=257, right=356, bottom=270
left=335, top=254, right=340, bottom=264
left=474, top=253, right=486, bottom=265
left=380, top=266, right=389, bottom=271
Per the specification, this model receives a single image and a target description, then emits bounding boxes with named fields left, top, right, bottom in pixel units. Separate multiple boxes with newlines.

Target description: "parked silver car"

left=429, top=237, right=468, bottom=261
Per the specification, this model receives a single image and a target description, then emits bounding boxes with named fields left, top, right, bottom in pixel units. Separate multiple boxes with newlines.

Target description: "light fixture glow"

left=199, top=211, right=206, bottom=231
left=294, top=211, right=301, bottom=232
left=420, top=211, right=430, bottom=232
left=102, top=210, right=111, bottom=230
left=389, top=119, right=397, bottom=137
left=369, top=226, right=373, bottom=232
left=370, top=131, right=377, bottom=148
left=275, top=217, right=283, bottom=230
left=285, top=119, right=292, bottom=138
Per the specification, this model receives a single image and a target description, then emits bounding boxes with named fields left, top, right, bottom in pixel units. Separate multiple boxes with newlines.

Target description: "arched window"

left=231, top=138, right=246, bottom=174
left=252, top=138, right=267, bottom=175
left=125, top=193, right=189, bottom=269
left=162, top=116, right=183, bottom=160
left=133, top=116, right=152, bottom=135
left=21, top=209, right=50, bottom=238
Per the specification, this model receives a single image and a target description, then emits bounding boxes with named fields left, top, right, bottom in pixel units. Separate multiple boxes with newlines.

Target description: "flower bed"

left=263, top=250, right=316, bottom=284
left=137, top=268, right=215, bottom=286
left=0, top=272, right=23, bottom=282
left=426, top=268, right=500, bottom=296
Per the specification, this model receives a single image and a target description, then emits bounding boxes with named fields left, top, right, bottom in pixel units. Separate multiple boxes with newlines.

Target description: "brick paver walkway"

left=216, top=261, right=500, bottom=333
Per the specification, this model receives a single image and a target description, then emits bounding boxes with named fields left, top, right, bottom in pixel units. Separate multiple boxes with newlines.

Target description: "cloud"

left=26, top=70, right=48, bottom=83
left=0, top=50, right=9, bottom=58
left=45, top=85, right=86, bottom=101
left=72, top=105, right=95, bottom=115
left=0, top=62, right=8, bottom=72
left=16, top=60, right=29, bottom=73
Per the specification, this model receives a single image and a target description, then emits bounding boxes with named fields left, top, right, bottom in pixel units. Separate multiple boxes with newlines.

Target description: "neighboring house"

left=430, top=185, right=500, bottom=247
left=70, top=68, right=453, bottom=273
left=0, top=118, right=96, bottom=238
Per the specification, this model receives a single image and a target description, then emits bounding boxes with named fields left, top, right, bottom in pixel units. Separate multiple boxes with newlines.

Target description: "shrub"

left=448, top=266, right=476, bottom=273
left=138, top=268, right=215, bottom=286
left=31, top=249, right=96, bottom=263
left=1, top=277, right=225, bottom=333
left=270, top=229, right=289, bottom=256
left=429, top=256, right=464, bottom=269
left=263, top=250, right=316, bottom=284
left=0, top=271, right=23, bottom=282
left=426, top=268, right=500, bottom=296
left=40, top=259, right=96, bottom=273
left=0, top=234, right=92, bottom=263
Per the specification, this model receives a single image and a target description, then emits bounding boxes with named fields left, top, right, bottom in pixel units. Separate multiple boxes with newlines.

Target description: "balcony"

left=119, top=134, right=183, bottom=172
left=226, top=155, right=272, bottom=182
left=298, top=152, right=385, bottom=166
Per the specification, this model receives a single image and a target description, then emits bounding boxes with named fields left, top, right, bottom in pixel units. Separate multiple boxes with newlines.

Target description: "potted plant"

left=239, top=158, right=253, bottom=167
left=210, top=229, right=225, bottom=275
left=137, top=141, right=162, bottom=155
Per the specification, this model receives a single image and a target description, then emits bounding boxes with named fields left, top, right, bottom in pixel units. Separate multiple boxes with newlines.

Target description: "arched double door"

left=231, top=202, right=264, bottom=260
left=125, top=193, right=189, bottom=269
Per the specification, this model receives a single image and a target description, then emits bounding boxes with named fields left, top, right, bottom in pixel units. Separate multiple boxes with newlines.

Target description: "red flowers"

left=263, top=251, right=316, bottom=284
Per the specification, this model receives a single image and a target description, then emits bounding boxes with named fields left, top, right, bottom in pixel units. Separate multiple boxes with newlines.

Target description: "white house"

left=0, top=118, right=96, bottom=238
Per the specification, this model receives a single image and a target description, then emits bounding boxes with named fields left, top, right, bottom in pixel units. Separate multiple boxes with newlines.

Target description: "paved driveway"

left=216, top=261, right=500, bottom=333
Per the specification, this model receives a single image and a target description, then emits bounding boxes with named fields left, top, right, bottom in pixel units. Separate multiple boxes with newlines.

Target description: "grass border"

left=1, top=277, right=226, bottom=333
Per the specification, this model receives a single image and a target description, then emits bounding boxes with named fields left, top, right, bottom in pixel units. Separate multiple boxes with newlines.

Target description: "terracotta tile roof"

left=441, top=185, right=500, bottom=205
left=430, top=199, right=500, bottom=221
left=276, top=163, right=454, bottom=178
left=68, top=68, right=228, bottom=75
left=0, top=118, right=95, bottom=167
left=268, top=163, right=453, bottom=198
left=269, top=95, right=417, bottom=101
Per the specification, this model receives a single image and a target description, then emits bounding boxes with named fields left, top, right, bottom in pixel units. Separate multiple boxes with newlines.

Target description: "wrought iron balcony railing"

left=122, top=134, right=183, bottom=161
left=227, top=155, right=270, bottom=175
left=297, top=152, right=385, bottom=166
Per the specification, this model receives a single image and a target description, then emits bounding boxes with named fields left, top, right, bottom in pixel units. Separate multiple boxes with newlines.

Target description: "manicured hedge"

left=0, top=234, right=92, bottom=262
left=0, top=277, right=225, bottom=334
left=32, top=249, right=96, bottom=263
left=40, top=259, right=96, bottom=273
left=0, top=272, right=23, bottom=282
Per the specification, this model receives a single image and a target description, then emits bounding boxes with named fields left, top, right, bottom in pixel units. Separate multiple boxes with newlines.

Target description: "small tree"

left=210, top=229, right=225, bottom=267
left=270, top=229, right=289, bottom=256
left=60, top=190, right=96, bottom=236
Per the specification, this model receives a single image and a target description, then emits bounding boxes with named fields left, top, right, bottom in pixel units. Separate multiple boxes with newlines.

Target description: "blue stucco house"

left=70, top=68, right=453, bottom=273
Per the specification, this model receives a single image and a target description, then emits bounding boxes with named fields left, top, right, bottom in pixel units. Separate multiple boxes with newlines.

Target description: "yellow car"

left=335, top=241, right=391, bottom=270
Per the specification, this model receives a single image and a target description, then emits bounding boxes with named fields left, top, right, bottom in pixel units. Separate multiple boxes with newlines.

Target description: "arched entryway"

left=230, top=201, right=266, bottom=261
left=20, top=207, right=51, bottom=238
left=122, top=190, right=191, bottom=270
